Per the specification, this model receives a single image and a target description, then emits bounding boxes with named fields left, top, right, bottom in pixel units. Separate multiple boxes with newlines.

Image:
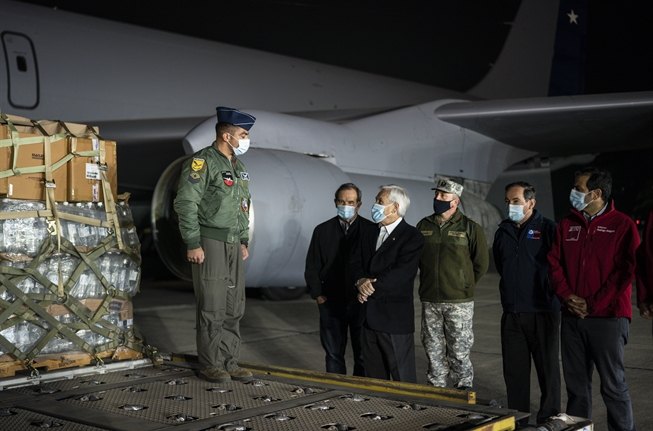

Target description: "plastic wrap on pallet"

left=0, top=198, right=141, bottom=359
left=0, top=200, right=49, bottom=257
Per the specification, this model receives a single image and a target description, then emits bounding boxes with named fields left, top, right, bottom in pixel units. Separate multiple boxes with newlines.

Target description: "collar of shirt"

left=583, top=201, right=608, bottom=223
left=339, top=214, right=357, bottom=232
left=380, top=217, right=403, bottom=236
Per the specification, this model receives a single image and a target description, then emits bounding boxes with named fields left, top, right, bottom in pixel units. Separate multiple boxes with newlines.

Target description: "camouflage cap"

left=431, top=179, right=463, bottom=196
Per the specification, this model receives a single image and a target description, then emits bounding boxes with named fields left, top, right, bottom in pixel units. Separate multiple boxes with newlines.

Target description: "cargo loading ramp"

left=0, top=356, right=591, bottom=431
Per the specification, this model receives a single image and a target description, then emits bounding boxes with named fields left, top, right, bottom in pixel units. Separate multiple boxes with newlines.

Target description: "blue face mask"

left=569, top=189, right=590, bottom=211
left=371, top=203, right=388, bottom=223
left=508, top=204, right=525, bottom=223
left=337, top=205, right=356, bottom=221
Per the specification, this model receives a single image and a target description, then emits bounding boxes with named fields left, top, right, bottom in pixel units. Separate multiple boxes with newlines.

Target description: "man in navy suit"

left=351, top=184, right=425, bottom=383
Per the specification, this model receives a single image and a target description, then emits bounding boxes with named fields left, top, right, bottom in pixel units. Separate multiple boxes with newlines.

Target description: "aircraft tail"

left=467, top=0, right=587, bottom=99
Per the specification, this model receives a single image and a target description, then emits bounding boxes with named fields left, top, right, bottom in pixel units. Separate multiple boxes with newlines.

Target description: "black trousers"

left=318, top=301, right=364, bottom=376
left=561, top=315, right=635, bottom=431
left=501, top=312, right=561, bottom=424
left=361, top=325, right=416, bottom=383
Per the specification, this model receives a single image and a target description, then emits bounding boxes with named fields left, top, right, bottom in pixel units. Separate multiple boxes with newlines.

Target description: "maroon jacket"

left=548, top=200, right=640, bottom=320
left=636, top=209, right=653, bottom=304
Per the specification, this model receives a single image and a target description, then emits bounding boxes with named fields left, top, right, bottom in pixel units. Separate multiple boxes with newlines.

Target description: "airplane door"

left=1, top=32, right=39, bottom=109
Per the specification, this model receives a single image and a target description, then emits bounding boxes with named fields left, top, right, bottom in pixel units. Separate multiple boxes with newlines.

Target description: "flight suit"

left=174, top=144, right=250, bottom=370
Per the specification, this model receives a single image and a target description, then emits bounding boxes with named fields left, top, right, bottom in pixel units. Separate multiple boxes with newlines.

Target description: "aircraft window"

left=16, top=55, right=28, bottom=72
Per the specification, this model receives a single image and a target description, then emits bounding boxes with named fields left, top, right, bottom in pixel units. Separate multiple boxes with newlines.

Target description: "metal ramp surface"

left=0, top=359, right=524, bottom=430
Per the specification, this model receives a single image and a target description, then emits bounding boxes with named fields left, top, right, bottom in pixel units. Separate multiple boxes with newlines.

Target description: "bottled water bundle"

left=0, top=198, right=141, bottom=361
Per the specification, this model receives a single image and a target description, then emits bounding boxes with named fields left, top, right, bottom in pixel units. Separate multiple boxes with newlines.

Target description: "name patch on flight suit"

left=421, top=230, right=433, bottom=236
left=448, top=231, right=465, bottom=238
left=188, top=172, right=201, bottom=184
left=240, top=172, right=250, bottom=181
left=566, top=225, right=581, bottom=241
left=191, top=158, right=205, bottom=172
left=241, top=197, right=249, bottom=212
left=222, top=171, right=234, bottom=186
left=527, top=229, right=541, bottom=240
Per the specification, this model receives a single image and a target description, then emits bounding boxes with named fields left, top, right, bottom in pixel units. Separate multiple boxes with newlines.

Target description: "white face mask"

left=337, top=205, right=356, bottom=221
left=508, top=204, right=526, bottom=223
left=227, top=133, right=250, bottom=156
left=569, top=189, right=591, bottom=211
left=371, top=203, right=389, bottom=223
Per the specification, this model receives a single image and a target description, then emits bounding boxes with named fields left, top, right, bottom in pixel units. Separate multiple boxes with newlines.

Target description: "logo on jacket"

left=566, top=225, right=581, bottom=241
left=240, top=172, right=250, bottom=181
left=526, top=229, right=541, bottom=240
left=241, top=197, right=249, bottom=212
left=191, top=158, right=205, bottom=172
left=448, top=231, right=465, bottom=238
left=221, top=171, right=234, bottom=186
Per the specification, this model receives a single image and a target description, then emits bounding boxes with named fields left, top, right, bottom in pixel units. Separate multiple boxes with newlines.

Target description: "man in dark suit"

left=305, top=183, right=374, bottom=376
left=351, top=184, right=425, bottom=383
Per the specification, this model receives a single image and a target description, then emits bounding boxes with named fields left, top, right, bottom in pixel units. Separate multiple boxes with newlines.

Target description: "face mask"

left=433, top=198, right=452, bottom=215
left=371, top=203, right=388, bottom=223
left=508, top=204, right=526, bottom=223
left=569, top=189, right=590, bottom=211
left=337, top=205, right=356, bottom=221
left=227, top=133, right=250, bottom=156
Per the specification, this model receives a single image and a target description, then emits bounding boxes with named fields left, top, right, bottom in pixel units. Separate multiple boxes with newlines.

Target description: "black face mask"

left=433, top=198, right=452, bottom=215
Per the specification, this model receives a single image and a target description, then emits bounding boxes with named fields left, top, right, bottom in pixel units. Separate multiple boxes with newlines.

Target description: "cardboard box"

left=68, top=137, right=117, bottom=203
left=0, top=125, right=68, bottom=201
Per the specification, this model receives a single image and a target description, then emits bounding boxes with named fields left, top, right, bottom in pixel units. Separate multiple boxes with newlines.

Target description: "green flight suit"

left=174, top=144, right=251, bottom=370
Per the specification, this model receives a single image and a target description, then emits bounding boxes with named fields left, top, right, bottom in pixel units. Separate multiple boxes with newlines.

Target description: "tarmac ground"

left=133, top=273, right=653, bottom=429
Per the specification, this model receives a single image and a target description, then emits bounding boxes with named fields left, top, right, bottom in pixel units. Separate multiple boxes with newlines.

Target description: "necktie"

left=376, top=226, right=387, bottom=250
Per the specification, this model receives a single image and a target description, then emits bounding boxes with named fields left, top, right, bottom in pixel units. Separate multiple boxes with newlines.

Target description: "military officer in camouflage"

left=174, top=106, right=255, bottom=384
left=418, top=180, right=488, bottom=390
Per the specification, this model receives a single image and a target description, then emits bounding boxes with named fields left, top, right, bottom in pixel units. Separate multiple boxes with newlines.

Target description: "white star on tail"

left=567, top=9, right=579, bottom=24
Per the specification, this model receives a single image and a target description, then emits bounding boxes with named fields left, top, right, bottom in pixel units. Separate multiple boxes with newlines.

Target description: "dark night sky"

left=11, top=0, right=653, bottom=221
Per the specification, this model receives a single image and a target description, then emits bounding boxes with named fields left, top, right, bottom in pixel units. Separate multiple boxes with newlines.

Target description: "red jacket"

left=548, top=200, right=640, bottom=320
left=636, top=209, right=653, bottom=304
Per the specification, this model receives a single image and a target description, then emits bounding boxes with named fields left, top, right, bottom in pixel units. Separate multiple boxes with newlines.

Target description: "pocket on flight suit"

left=225, top=280, right=245, bottom=320
left=195, top=242, right=231, bottom=330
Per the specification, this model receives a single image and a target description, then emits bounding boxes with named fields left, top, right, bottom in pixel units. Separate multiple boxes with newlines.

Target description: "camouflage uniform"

left=421, top=301, right=474, bottom=388
left=417, top=183, right=488, bottom=388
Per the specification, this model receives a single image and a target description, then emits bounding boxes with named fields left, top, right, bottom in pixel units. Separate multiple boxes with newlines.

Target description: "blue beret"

left=216, top=106, right=256, bottom=131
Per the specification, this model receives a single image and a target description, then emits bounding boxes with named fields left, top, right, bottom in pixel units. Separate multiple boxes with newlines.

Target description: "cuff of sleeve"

left=187, top=238, right=201, bottom=250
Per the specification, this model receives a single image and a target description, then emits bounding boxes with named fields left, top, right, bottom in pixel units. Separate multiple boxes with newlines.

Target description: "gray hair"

left=380, top=184, right=410, bottom=217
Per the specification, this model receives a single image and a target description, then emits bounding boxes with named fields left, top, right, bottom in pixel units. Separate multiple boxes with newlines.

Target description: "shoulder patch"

left=448, top=231, right=466, bottom=238
left=191, top=158, right=206, bottom=172
left=188, top=172, right=201, bottom=184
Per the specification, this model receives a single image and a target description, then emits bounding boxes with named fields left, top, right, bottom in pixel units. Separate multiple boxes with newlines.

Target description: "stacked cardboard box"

left=0, top=114, right=117, bottom=202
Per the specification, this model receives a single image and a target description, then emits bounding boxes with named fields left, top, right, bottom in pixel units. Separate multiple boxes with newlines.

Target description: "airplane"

left=1, top=0, right=652, bottom=299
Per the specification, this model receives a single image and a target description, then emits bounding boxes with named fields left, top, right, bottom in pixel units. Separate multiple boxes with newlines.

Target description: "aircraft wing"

left=434, top=91, right=653, bottom=156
